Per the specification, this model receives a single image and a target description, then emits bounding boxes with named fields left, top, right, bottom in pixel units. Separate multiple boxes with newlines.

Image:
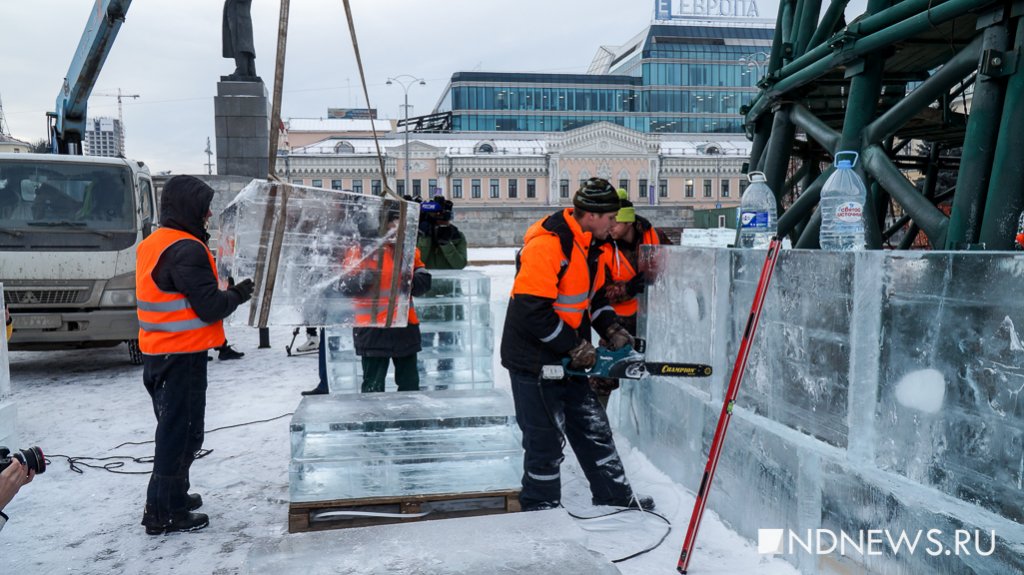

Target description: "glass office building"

left=434, top=17, right=773, bottom=134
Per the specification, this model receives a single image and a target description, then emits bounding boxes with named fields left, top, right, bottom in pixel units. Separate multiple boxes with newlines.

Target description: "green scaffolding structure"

left=745, top=0, right=1024, bottom=250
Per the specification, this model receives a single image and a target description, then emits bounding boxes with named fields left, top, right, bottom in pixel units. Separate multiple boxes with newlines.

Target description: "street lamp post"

left=739, top=51, right=770, bottom=86
left=386, top=75, right=426, bottom=197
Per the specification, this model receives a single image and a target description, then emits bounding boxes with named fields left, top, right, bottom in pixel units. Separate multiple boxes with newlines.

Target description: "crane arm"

left=49, top=0, right=133, bottom=154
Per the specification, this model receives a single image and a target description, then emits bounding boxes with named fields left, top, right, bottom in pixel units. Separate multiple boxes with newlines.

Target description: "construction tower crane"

left=93, top=88, right=140, bottom=154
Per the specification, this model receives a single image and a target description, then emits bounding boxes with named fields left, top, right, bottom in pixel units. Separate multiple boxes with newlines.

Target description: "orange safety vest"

left=136, top=227, right=226, bottom=354
left=600, top=226, right=662, bottom=317
left=349, top=245, right=425, bottom=326
left=514, top=208, right=603, bottom=330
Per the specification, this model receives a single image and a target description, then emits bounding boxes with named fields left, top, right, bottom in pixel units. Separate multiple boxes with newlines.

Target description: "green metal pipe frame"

left=978, top=15, right=1024, bottom=249
left=747, top=0, right=1000, bottom=122
left=863, top=145, right=949, bottom=246
left=806, top=0, right=850, bottom=54
left=945, top=17, right=1010, bottom=248
left=762, top=106, right=797, bottom=208
left=777, top=168, right=832, bottom=238
left=790, top=104, right=840, bottom=151
left=794, top=0, right=824, bottom=56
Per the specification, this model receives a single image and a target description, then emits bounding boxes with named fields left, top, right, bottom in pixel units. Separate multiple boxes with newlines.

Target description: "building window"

left=509, top=179, right=518, bottom=199
left=527, top=179, right=536, bottom=198
left=472, top=179, right=481, bottom=199
left=618, top=179, right=629, bottom=193
left=312, top=179, right=323, bottom=188
left=721, top=180, right=730, bottom=198
left=659, top=179, right=668, bottom=198
left=560, top=179, right=570, bottom=198
left=413, top=179, right=422, bottom=197
left=490, top=179, right=500, bottom=199
left=397, top=180, right=406, bottom=195
left=291, top=179, right=303, bottom=185
left=718, top=215, right=727, bottom=228
left=639, top=179, right=648, bottom=198
left=428, top=179, right=438, bottom=196
left=371, top=180, right=382, bottom=195
left=703, top=179, right=712, bottom=198
left=685, top=180, right=694, bottom=198
left=331, top=179, right=343, bottom=190
left=352, top=179, right=363, bottom=194
left=453, top=179, right=463, bottom=199
left=740, top=179, right=749, bottom=195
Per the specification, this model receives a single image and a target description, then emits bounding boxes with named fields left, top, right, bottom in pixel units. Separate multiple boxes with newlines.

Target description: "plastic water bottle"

left=819, top=151, right=867, bottom=251
left=738, top=171, right=777, bottom=249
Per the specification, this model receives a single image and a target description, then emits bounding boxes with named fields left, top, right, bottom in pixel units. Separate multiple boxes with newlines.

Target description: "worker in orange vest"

left=501, top=178, right=654, bottom=513
left=590, top=192, right=672, bottom=407
left=351, top=205, right=432, bottom=392
left=136, top=175, right=253, bottom=536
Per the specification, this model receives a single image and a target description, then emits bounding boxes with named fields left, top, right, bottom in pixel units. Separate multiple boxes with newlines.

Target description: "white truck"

left=0, top=153, right=157, bottom=364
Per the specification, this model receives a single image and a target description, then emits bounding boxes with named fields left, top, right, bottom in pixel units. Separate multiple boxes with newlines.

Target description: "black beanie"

left=572, top=178, right=620, bottom=213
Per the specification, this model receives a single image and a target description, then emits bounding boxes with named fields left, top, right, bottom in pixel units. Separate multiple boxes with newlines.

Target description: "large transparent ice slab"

left=289, top=389, right=521, bottom=503
left=325, top=270, right=493, bottom=393
left=215, top=180, right=418, bottom=328
left=619, top=246, right=1024, bottom=574
left=0, top=283, right=14, bottom=447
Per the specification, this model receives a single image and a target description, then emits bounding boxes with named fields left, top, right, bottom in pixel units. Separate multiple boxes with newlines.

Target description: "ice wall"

left=216, top=181, right=418, bottom=328
left=0, top=284, right=15, bottom=448
left=616, top=247, right=1024, bottom=574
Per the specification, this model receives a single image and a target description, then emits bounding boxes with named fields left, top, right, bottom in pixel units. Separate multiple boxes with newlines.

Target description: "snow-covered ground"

left=1, top=261, right=797, bottom=574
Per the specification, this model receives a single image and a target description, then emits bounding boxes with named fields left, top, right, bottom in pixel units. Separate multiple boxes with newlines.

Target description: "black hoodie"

left=151, top=175, right=243, bottom=324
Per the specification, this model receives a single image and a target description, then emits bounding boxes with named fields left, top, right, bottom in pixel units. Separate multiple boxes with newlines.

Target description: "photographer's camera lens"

left=0, top=446, right=46, bottom=474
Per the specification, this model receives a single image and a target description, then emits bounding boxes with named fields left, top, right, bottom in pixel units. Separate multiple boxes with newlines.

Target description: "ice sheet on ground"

left=244, top=509, right=622, bottom=575
left=216, top=180, right=418, bottom=328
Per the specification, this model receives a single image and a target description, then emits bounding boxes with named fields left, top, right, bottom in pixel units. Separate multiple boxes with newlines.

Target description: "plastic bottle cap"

left=837, top=160, right=853, bottom=169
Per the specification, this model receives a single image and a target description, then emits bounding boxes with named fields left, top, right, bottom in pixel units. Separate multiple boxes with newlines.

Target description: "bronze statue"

left=222, top=0, right=257, bottom=80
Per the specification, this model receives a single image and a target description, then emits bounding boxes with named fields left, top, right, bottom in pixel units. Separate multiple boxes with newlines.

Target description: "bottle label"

left=740, top=211, right=769, bottom=229
left=835, top=202, right=863, bottom=223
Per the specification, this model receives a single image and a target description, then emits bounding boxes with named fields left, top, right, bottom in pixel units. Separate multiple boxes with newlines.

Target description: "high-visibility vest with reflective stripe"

left=600, top=226, right=662, bottom=317
left=136, top=227, right=226, bottom=354
left=351, top=245, right=424, bottom=326
left=515, top=208, right=601, bottom=330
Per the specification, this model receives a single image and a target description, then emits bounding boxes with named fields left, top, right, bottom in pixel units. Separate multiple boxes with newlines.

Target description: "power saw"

left=542, top=339, right=713, bottom=380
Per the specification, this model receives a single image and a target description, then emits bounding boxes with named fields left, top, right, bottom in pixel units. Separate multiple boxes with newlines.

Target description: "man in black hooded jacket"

left=136, top=175, right=253, bottom=535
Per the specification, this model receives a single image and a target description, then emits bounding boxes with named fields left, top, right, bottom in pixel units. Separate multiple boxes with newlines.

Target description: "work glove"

left=433, top=224, right=455, bottom=244
left=625, top=272, right=646, bottom=296
left=567, top=339, right=597, bottom=370
left=603, top=323, right=634, bottom=351
left=603, top=281, right=631, bottom=304
left=230, top=278, right=255, bottom=303
left=589, top=376, right=620, bottom=396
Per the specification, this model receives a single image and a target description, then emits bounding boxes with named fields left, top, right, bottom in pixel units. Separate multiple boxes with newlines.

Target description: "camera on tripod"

left=0, top=446, right=46, bottom=475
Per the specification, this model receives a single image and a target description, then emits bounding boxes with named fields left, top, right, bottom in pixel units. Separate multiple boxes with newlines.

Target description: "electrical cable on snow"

left=566, top=506, right=673, bottom=563
left=47, top=413, right=293, bottom=475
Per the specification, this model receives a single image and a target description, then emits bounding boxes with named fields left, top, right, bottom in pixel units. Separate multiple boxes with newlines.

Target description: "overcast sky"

left=0, top=0, right=793, bottom=174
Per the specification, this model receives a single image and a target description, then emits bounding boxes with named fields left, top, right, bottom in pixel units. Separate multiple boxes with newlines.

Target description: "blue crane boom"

left=48, top=0, right=133, bottom=154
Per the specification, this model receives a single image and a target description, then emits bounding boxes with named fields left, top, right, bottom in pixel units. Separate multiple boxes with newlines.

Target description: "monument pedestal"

left=214, top=80, right=270, bottom=179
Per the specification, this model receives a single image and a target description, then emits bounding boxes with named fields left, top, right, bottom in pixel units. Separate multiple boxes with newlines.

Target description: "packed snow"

left=1, top=258, right=797, bottom=574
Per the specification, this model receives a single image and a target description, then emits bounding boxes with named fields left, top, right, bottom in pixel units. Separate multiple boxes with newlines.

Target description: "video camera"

left=0, top=446, right=46, bottom=475
left=420, top=195, right=454, bottom=222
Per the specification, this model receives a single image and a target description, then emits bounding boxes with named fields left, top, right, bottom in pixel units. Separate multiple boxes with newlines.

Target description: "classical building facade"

left=277, top=122, right=750, bottom=211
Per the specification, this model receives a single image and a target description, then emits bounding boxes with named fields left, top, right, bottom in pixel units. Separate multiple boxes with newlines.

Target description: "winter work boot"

left=522, top=501, right=561, bottom=512
left=218, top=345, right=244, bottom=361
left=592, top=494, right=656, bottom=511
left=145, top=512, right=210, bottom=535
left=295, top=334, right=319, bottom=353
left=301, top=385, right=328, bottom=396
left=187, top=493, right=203, bottom=511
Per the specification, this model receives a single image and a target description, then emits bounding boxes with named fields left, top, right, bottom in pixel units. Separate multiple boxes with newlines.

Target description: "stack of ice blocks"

left=325, top=269, right=493, bottom=393
left=215, top=180, right=418, bottom=328
left=289, top=389, right=522, bottom=504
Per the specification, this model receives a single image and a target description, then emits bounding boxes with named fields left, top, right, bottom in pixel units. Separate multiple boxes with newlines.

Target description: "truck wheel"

left=127, top=340, right=144, bottom=365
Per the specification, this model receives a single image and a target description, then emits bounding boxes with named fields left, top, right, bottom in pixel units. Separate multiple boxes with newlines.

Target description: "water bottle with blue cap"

left=819, top=151, right=867, bottom=251
left=738, top=171, right=776, bottom=249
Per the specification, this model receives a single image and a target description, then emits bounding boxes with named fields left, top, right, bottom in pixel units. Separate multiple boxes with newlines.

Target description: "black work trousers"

left=360, top=355, right=419, bottom=392
left=141, top=352, right=208, bottom=526
left=508, top=369, right=633, bottom=509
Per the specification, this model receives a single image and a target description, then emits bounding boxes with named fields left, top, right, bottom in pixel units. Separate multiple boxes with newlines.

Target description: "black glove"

left=433, top=224, right=455, bottom=244
left=568, top=339, right=597, bottom=370
left=625, top=272, right=646, bottom=296
left=603, top=323, right=634, bottom=351
left=230, top=278, right=254, bottom=303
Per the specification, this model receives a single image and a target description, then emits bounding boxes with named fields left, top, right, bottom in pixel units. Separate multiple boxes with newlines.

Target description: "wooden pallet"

left=288, top=489, right=521, bottom=533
